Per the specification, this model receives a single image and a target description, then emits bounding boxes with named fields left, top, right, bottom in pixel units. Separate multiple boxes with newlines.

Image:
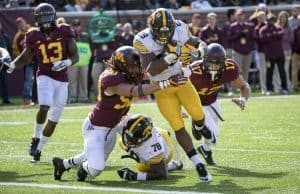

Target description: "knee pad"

left=48, top=105, right=64, bottom=122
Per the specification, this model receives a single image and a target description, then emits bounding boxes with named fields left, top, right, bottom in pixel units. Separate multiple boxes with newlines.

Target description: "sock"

left=190, top=155, right=202, bottom=166
left=63, top=152, right=85, bottom=169
left=203, top=140, right=212, bottom=151
left=36, top=135, right=49, bottom=151
left=33, top=123, right=44, bottom=138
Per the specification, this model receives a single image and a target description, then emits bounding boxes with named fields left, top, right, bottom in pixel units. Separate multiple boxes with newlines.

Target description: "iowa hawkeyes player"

left=189, top=43, right=250, bottom=165
left=117, top=114, right=183, bottom=181
left=3, top=3, right=79, bottom=162
left=52, top=46, right=187, bottom=181
left=133, top=8, right=211, bottom=182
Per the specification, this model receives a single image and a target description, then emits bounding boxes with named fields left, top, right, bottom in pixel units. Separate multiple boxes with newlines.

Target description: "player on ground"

left=189, top=43, right=251, bottom=165
left=2, top=3, right=79, bottom=162
left=117, top=114, right=183, bottom=181
left=52, top=46, right=187, bottom=181
left=133, top=8, right=211, bottom=182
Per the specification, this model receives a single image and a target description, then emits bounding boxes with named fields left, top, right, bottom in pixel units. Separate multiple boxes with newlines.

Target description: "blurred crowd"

left=0, top=0, right=299, bottom=11
left=0, top=3, right=300, bottom=105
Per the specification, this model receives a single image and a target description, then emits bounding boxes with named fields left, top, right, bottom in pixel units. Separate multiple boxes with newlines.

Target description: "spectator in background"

left=291, top=15, right=300, bottom=92
left=190, top=0, right=212, bottom=9
left=68, top=19, right=91, bottom=103
left=249, top=3, right=269, bottom=26
left=75, top=0, right=89, bottom=10
left=56, top=17, right=66, bottom=24
left=188, top=13, right=202, bottom=37
left=0, top=21, right=13, bottom=104
left=277, top=11, right=293, bottom=92
left=162, top=0, right=179, bottom=9
left=200, top=12, right=222, bottom=45
left=13, top=17, right=35, bottom=105
left=84, top=0, right=101, bottom=11
left=222, top=8, right=236, bottom=59
left=254, top=11, right=267, bottom=94
left=122, top=23, right=135, bottom=46
left=104, top=0, right=117, bottom=10
left=6, top=0, right=19, bottom=8
left=289, top=4, right=300, bottom=31
left=259, top=13, right=288, bottom=95
left=91, top=25, right=124, bottom=98
left=228, top=8, right=255, bottom=83
left=64, top=0, right=82, bottom=11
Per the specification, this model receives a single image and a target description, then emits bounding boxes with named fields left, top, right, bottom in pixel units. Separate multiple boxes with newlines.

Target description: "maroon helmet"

left=112, top=46, right=143, bottom=84
left=34, top=3, right=56, bottom=33
left=203, top=43, right=226, bottom=82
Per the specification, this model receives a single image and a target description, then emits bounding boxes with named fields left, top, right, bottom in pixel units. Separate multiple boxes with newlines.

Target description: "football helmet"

left=112, top=46, right=143, bottom=84
left=122, top=114, right=153, bottom=148
left=203, top=43, right=226, bottom=82
left=149, top=8, right=175, bottom=45
left=34, top=3, right=56, bottom=33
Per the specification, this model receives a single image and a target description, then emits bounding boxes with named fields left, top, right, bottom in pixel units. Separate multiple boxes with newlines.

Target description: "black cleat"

left=197, top=145, right=216, bottom=166
left=196, top=163, right=212, bottom=182
left=53, top=157, right=70, bottom=180
left=29, top=138, right=40, bottom=156
left=77, top=164, right=87, bottom=182
left=30, top=150, right=41, bottom=163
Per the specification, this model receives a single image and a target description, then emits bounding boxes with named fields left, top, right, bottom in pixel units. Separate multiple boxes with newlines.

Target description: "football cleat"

left=168, top=160, right=184, bottom=171
left=197, top=145, right=216, bottom=166
left=196, top=163, right=212, bottom=182
left=29, top=138, right=40, bottom=156
left=53, top=157, right=70, bottom=180
left=77, top=164, right=87, bottom=182
left=30, top=150, right=41, bottom=163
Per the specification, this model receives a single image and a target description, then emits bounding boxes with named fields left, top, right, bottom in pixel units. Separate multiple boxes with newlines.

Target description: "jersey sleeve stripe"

left=133, top=40, right=149, bottom=53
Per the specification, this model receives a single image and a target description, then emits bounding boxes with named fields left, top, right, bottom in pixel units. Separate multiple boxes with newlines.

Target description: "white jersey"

left=127, top=127, right=171, bottom=165
left=134, top=20, right=192, bottom=81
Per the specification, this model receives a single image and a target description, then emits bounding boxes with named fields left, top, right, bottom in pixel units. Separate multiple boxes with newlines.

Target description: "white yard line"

left=0, top=182, right=215, bottom=194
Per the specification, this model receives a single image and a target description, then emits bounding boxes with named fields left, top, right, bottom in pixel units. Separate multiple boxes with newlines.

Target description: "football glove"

left=117, top=168, right=137, bottom=181
left=158, top=74, right=188, bottom=89
left=0, top=58, right=14, bottom=73
left=51, top=59, right=72, bottom=71
left=232, top=97, right=246, bottom=110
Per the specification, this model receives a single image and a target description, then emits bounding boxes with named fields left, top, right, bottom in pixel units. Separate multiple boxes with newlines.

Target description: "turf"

left=0, top=95, right=299, bottom=194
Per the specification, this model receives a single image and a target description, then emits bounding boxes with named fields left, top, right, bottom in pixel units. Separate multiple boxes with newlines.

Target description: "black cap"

left=266, top=13, right=276, bottom=21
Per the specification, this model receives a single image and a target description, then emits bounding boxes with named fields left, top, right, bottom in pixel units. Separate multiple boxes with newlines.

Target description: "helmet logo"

left=155, top=12, right=161, bottom=19
left=114, top=52, right=125, bottom=64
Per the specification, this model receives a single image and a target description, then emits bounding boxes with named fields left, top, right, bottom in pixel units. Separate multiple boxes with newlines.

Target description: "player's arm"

left=52, top=38, right=79, bottom=71
left=231, top=75, right=251, bottom=110
left=186, top=36, right=207, bottom=59
left=67, top=38, right=79, bottom=64
left=107, top=75, right=188, bottom=97
left=139, top=52, right=170, bottom=76
left=6, top=44, right=35, bottom=72
left=146, top=157, right=168, bottom=180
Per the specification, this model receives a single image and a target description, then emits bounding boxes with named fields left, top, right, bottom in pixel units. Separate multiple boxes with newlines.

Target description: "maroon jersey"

left=25, top=24, right=76, bottom=82
left=89, top=68, right=133, bottom=128
left=190, top=59, right=239, bottom=106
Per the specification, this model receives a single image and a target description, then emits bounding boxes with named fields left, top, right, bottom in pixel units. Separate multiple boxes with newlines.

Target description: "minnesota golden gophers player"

left=51, top=46, right=188, bottom=181
left=189, top=43, right=250, bottom=165
left=3, top=3, right=79, bottom=163
left=134, top=8, right=211, bottom=182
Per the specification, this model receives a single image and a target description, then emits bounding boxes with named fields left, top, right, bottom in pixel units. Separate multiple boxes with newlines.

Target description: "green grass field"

left=0, top=95, right=300, bottom=194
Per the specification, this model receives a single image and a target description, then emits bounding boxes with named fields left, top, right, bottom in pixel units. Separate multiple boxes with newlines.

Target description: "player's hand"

left=52, top=59, right=72, bottom=71
left=0, top=58, right=14, bottom=73
left=163, top=53, right=178, bottom=66
left=158, top=74, right=188, bottom=89
left=117, top=168, right=137, bottom=181
left=232, top=97, right=246, bottom=110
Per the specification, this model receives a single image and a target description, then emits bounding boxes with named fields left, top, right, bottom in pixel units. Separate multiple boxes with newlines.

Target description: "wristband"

left=137, top=172, right=147, bottom=180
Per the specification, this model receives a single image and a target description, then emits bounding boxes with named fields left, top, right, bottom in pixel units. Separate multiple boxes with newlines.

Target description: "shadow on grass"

left=0, top=171, right=50, bottom=182
left=213, top=165, right=287, bottom=178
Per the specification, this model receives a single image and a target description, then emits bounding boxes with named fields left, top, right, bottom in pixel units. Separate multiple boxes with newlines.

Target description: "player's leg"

left=29, top=76, right=53, bottom=157
left=155, top=87, right=211, bottom=182
left=77, top=119, right=110, bottom=181
left=32, top=79, right=68, bottom=162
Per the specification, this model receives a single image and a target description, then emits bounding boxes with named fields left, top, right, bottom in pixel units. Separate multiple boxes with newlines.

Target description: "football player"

left=1, top=3, right=79, bottom=162
left=133, top=8, right=212, bottom=182
left=52, top=46, right=187, bottom=181
left=0, top=47, right=11, bottom=72
left=189, top=43, right=251, bottom=165
left=117, top=114, right=183, bottom=181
